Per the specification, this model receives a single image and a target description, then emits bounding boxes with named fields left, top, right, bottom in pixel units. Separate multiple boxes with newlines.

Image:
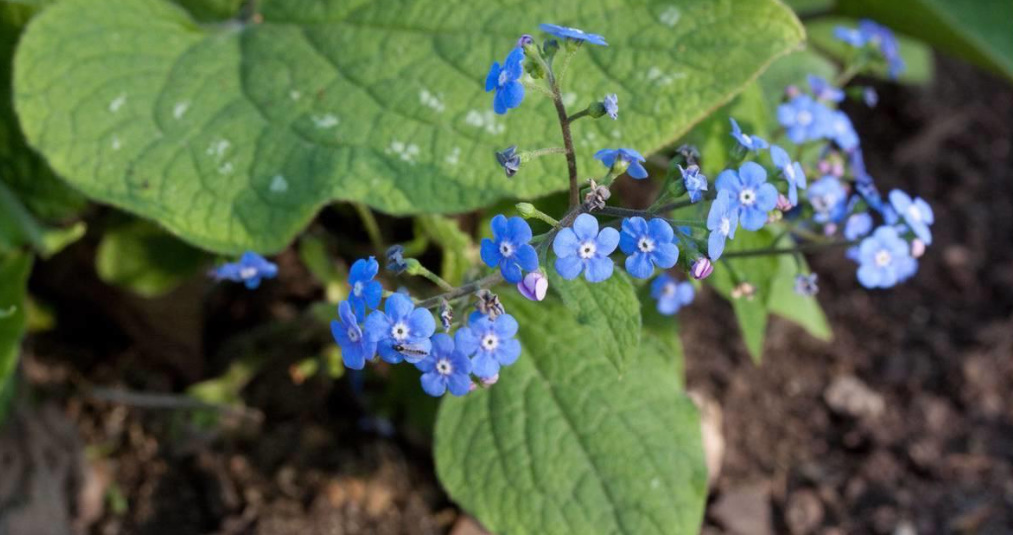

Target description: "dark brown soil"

left=5, top=55, right=1012, bottom=535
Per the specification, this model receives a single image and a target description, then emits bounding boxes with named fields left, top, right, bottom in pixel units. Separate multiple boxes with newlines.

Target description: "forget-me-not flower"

left=844, top=212, right=874, bottom=241
left=594, top=148, right=648, bottom=179
left=348, top=257, right=383, bottom=321
left=828, top=110, right=859, bottom=150
left=364, top=293, right=436, bottom=364
left=539, top=23, right=608, bottom=46
left=415, top=333, right=473, bottom=397
left=889, top=190, right=934, bottom=244
left=619, top=217, right=679, bottom=279
left=680, top=164, right=708, bottom=203
left=706, top=189, right=738, bottom=261
left=808, top=75, right=844, bottom=102
left=603, top=93, right=619, bottom=120
left=777, top=95, right=830, bottom=144
left=808, top=176, right=849, bottom=223
left=729, top=118, right=769, bottom=151
left=651, top=274, right=695, bottom=315
left=481, top=214, right=538, bottom=283
left=553, top=213, right=620, bottom=282
left=457, top=313, right=521, bottom=379
left=855, top=226, right=918, bottom=289
left=212, top=252, right=278, bottom=289
left=860, top=20, right=905, bottom=79
left=485, top=47, right=525, bottom=115
left=331, top=301, right=377, bottom=370
left=715, top=162, right=778, bottom=231
left=770, top=145, right=807, bottom=206
left=495, top=145, right=521, bottom=177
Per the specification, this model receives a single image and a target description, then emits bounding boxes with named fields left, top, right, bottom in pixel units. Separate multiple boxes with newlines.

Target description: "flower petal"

left=555, top=256, right=584, bottom=280
left=571, top=213, right=599, bottom=241
left=596, top=227, right=620, bottom=255
left=625, top=253, right=654, bottom=279
left=384, top=292, right=414, bottom=321
left=584, top=257, right=614, bottom=283
left=552, top=228, right=579, bottom=257
left=420, top=372, right=448, bottom=397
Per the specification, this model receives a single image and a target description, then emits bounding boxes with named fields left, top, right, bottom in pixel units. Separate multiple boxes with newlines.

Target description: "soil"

left=3, top=56, right=1012, bottom=534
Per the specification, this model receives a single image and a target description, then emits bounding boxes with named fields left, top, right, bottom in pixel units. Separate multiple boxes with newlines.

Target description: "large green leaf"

left=837, top=0, right=1013, bottom=82
left=0, top=3, right=86, bottom=222
left=0, top=251, right=33, bottom=422
left=14, top=0, right=804, bottom=253
left=435, top=297, right=706, bottom=534
left=548, top=269, right=641, bottom=374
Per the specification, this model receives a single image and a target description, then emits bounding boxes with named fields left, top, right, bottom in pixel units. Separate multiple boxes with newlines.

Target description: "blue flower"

left=485, top=47, right=525, bottom=115
left=539, top=23, right=608, bottom=46
left=415, top=333, right=473, bottom=397
left=889, top=190, right=934, bottom=245
left=859, top=20, right=905, bottom=79
left=481, top=214, right=538, bottom=284
left=496, top=145, right=521, bottom=177
left=651, top=274, right=695, bottom=315
left=827, top=110, right=859, bottom=150
left=833, top=26, right=868, bottom=47
left=808, top=75, right=844, bottom=102
left=212, top=251, right=278, bottom=289
left=619, top=217, right=679, bottom=279
left=776, top=95, right=830, bottom=144
left=594, top=148, right=648, bottom=179
left=364, top=293, right=436, bottom=364
left=348, top=257, right=383, bottom=321
left=679, top=164, right=708, bottom=203
left=855, top=226, right=918, bottom=288
left=330, top=301, right=377, bottom=370
left=794, top=273, right=819, bottom=296
left=729, top=118, right=768, bottom=151
left=844, top=212, right=874, bottom=240
left=770, top=145, right=807, bottom=206
left=603, top=93, right=619, bottom=120
left=706, top=189, right=738, bottom=261
left=808, top=176, right=849, bottom=223
left=385, top=244, right=407, bottom=274
left=456, top=313, right=521, bottom=379
left=863, top=87, right=879, bottom=107
left=715, top=162, right=778, bottom=231
left=553, top=213, right=620, bottom=282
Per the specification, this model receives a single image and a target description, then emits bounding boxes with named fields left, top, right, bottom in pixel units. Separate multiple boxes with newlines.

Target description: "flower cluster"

left=834, top=19, right=905, bottom=79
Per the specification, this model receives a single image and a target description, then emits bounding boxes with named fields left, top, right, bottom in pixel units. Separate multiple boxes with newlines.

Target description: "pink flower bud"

left=824, top=223, right=838, bottom=236
left=911, top=239, right=926, bottom=258
left=776, top=194, right=793, bottom=212
left=481, top=374, right=500, bottom=387
left=785, top=85, right=801, bottom=99
left=818, top=160, right=831, bottom=174
left=517, top=271, right=548, bottom=301
left=691, top=258, right=714, bottom=280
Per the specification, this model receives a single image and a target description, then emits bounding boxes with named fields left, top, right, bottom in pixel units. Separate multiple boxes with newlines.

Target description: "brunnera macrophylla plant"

left=210, top=20, right=934, bottom=399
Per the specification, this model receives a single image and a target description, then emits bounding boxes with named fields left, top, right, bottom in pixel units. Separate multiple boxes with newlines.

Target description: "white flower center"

left=637, top=237, right=655, bottom=253
left=481, top=333, right=500, bottom=351
left=353, top=281, right=363, bottom=296
left=719, top=217, right=731, bottom=236
left=874, top=249, right=892, bottom=267
left=391, top=322, right=409, bottom=341
left=578, top=241, right=597, bottom=259
left=785, top=165, right=796, bottom=180
left=435, top=358, right=453, bottom=376
left=499, top=241, right=515, bottom=257
left=798, top=110, right=813, bottom=125
left=741, top=134, right=752, bottom=144
left=347, top=327, right=361, bottom=343
left=907, top=205, right=922, bottom=223
left=239, top=267, right=257, bottom=280
left=498, top=70, right=508, bottom=86
left=739, top=188, right=757, bottom=206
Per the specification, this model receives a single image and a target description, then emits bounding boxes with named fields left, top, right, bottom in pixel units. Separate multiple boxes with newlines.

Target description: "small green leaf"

left=14, top=0, right=804, bottom=253
left=96, top=217, right=207, bottom=298
left=807, top=17, right=935, bottom=84
left=548, top=269, right=641, bottom=374
left=435, top=297, right=706, bottom=535
left=837, top=0, right=1013, bottom=82
left=0, top=250, right=33, bottom=422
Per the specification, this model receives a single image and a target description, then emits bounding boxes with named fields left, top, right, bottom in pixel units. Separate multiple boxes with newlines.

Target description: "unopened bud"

left=404, top=258, right=424, bottom=276
left=516, top=34, right=534, bottom=49
left=785, top=85, right=801, bottom=99
left=911, top=239, right=926, bottom=258
left=516, top=202, right=537, bottom=219
left=481, top=373, right=500, bottom=387
left=385, top=244, right=407, bottom=274
left=776, top=194, right=793, bottom=212
left=691, top=257, right=714, bottom=280
left=517, top=271, right=548, bottom=302
left=475, top=289, right=505, bottom=320
left=824, top=223, right=838, bottom=236
left=439, top=299, right=454, bottom=332
left=730, top=282, right=756, bottom=300
left=583, top=179, right=611, bottom=211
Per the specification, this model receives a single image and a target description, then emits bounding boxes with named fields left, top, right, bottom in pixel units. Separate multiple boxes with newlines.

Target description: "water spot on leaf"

left=464, top=110, right=504, bottom=135
left=562, top=92, right=577, bottom=107
left=172, top=101, right=189, bottom=119
left=445, top=146, right=461, bottom=166
left=419, top=89, right=446, bottom=113
left=659, top=6, right=681, bottom=27
left=269, top=174, right=289, bottom=193
left=386, top=140, right=419, bottom=164
left=111, top=135, right=122, bottom=151
left=206, top=139, right=231, bottom=160
left=289, top=89, right=302, bottom=101
left=311, top=113, right=339, bottom=129
left=218, top=162, right=234, bottom=175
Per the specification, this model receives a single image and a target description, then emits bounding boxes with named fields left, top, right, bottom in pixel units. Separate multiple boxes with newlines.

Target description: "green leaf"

left=707, top=229, right=780, bottom=362
left=548, top=269, right=641, bottom=374
left=14, top=0, right=804, bottom=253
left=0, top=250, right=33, bottom=422
left=435, top=297, right=706, bottom=535
left=837, top=0, right=1013, bottom=82
left=0, top=3, right=86, bottom=222
left=415, top=215, right=477, bottom=287
left=95, top=217, right=207, bottom=298
left=806, top=17, right=935, bottom=84
left=768, top=250, right=832, bottom=341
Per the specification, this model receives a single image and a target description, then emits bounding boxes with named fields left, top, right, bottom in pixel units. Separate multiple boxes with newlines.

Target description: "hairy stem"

left=352, top=202, right=384, bottom=253
left=548, top=75, right=580, bottom=207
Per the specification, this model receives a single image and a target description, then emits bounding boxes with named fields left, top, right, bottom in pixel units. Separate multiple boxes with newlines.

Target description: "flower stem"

left=548, top=74, right=580, bottom=207
left=567, top=108, right=590, bottom=122
left=351, top=202, right=384, bottom=253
